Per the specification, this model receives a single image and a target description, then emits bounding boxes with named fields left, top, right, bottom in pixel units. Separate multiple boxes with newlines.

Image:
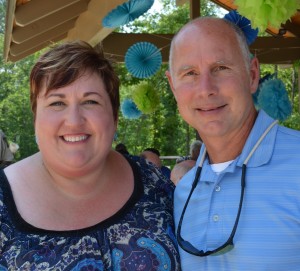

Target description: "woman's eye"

left=84, top=100, right=99, bottom=105
left=49, top=101, right=65, bottom=106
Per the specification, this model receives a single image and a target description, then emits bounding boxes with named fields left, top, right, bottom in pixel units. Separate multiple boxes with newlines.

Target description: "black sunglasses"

left=176, top=163, right=246, bottom=256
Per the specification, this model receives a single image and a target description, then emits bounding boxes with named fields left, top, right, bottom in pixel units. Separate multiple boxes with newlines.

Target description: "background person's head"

left=30, top=40, right=120, bottom=122
left=171, top=159, right=196, bottom=185
left=115, top=143, right=129, bottom=155
left=140, top=148, right=162, bottom=168
left=190, top=140, right=202, bottom=161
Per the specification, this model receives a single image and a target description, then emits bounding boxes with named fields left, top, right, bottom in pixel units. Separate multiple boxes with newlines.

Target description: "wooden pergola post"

left=190, top=0, right=200, bottom=19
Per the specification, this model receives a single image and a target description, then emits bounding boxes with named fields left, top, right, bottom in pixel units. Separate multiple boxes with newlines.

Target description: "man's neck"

left=203, top=111, right=258, bottom=164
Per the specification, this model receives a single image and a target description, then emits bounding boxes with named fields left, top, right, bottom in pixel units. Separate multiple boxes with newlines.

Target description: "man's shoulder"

left=277, top=125, right=300, bottom=142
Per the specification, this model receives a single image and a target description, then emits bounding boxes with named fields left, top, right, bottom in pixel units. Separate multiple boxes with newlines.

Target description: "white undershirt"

left=210, top=160, right=234, bottom=175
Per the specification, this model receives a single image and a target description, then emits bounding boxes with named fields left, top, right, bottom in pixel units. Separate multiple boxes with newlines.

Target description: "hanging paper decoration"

left=252, top=73, right=274, bottom=107
left=132, top=82, right=159, bottom=114
left=223, top=10, right=258, bottom=45
left=257, top=78, right=292, bottom=121
left=121, top=98, right=142, bottom=119
left=234, top=0, right=300, bottom=31
left=125, top=42, right=162, bottom=79
left=102, top=0, right=155, bottom=28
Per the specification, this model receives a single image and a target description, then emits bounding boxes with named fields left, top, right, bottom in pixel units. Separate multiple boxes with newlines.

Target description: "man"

left=166, top=17, right=300, bottom=270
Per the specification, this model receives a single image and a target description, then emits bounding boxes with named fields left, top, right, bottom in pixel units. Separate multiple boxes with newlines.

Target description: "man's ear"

left=165, top=70, right=176, bottom=98
left=249, top=57, right=260, bottom=94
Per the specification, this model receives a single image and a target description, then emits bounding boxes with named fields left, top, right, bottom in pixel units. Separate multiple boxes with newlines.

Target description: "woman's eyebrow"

left=83, top=91, right=102, bottom=97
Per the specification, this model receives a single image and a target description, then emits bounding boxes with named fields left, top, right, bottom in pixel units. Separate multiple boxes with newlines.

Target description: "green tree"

left=0, top=34, right=40, bottom=160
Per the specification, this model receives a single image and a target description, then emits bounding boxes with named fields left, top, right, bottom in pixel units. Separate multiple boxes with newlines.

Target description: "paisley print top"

left=0, top=157, right=181, bottom=270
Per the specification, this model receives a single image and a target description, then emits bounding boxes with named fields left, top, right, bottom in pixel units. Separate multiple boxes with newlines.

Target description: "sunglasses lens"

left=211, top=244, right=234, bottom=256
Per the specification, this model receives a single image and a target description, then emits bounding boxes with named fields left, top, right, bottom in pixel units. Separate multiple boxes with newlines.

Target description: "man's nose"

left=197, top=72, right=217, bottom=97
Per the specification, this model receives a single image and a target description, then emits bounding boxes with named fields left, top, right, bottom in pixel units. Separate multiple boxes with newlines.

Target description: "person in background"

left=170, top=159, right=195, bottom=185
left=0, top=41, right=181, bottom=270
left=140, top=147, right=171, bottom=179
left=115, top=142, right=129, bottom=155
left=0, top=129, right=14, bottom=168
left=166, top=17, right=300, bottom=270
left=189, top=140, right=202, bottom=161
left=176, top=140, right=202, bottom=164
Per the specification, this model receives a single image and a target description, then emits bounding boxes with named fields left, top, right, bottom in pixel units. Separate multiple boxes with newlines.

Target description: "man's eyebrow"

left=177, top=65, right=196, bottom=74
left=180, top=65, right=196, bottom=71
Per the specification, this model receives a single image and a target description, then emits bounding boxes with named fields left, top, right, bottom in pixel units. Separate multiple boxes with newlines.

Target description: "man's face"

left=166, top=20, right=259, bottom=143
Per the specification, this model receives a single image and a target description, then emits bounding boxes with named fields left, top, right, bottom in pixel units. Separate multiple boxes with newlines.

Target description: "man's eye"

left=185, top=71, right=198, bottom=76
left=215, top=66, right=228, bottom=71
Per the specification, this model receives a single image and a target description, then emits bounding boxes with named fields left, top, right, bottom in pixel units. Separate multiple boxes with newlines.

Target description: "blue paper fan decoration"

left=252, top=73, right=274, bottom=107
left=224, top=10, right=259, bottom=45
left=121, top=98, right=142, bottom=119
left=102, top=0, right=155, bottom=28
left=257, top=78, right=292, bottom=121
left=125, top=42, right=162, bottom=78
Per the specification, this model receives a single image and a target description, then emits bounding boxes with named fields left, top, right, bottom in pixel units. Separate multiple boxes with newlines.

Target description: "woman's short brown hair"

left=30, top=40, right=120, bottom=121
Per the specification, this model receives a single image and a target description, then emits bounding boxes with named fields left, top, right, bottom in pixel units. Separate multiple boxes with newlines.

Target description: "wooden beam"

left=12, top=18, right=77, bottom=45
left=10, top=20, right=77, bottom=56
left=101, top=33, right=300, bottom=64
left=66, top=0, right=125, bottom=45
left=282, top=20, right=300, bottom=37
left=15, top=0, right=80, bottom=26
left=12, top=1, right=89, bottom=44
left=7, top=34, right=66, bottom=62
left=3, top=0, right=17, bottom=62
left=251, top=37, right=300, bottom=50
left=102, top=33, right=173, bottom=62
left=254, top=48, right=300, bottom=64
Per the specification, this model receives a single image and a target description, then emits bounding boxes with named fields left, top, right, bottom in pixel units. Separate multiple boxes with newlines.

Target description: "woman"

left=0, top=41, right=180, bottom=270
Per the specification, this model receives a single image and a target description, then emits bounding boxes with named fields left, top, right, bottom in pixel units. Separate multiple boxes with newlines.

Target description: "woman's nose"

left=64, top=105, right=85, bottom=126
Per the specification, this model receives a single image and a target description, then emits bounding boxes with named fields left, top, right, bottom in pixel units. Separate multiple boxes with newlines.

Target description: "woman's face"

left=35, top=71, right=117, bottom=178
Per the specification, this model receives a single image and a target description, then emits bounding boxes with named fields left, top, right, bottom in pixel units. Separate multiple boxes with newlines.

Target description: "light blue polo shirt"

left=174, top=110, right=300, bottom=270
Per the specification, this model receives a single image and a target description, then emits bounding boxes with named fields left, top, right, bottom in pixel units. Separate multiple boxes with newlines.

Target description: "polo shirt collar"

left=236, top=110, right=277, bottom=167
left=197, top=110, right=278, bottom=174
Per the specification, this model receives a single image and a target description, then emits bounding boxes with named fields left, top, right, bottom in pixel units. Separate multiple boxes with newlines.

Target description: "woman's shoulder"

left=127, top=155, right=175, bottom=198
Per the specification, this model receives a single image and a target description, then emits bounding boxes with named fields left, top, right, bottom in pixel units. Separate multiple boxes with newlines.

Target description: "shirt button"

left=213, top=215, right=219, bottom=222
left=215, top=185, right=221, bottom=192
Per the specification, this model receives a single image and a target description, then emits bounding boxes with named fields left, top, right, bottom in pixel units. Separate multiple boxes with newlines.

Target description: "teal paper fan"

left=125, top=42, right=162, bottom=78
left=102, top=0, right=155, bottom=28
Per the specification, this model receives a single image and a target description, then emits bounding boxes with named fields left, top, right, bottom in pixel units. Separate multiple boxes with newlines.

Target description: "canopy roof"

left=3, top=0, right=300, bottom=64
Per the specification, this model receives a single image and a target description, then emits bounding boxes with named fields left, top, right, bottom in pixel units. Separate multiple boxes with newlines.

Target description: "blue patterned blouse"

left=0, top=156, right=181, bottom=270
